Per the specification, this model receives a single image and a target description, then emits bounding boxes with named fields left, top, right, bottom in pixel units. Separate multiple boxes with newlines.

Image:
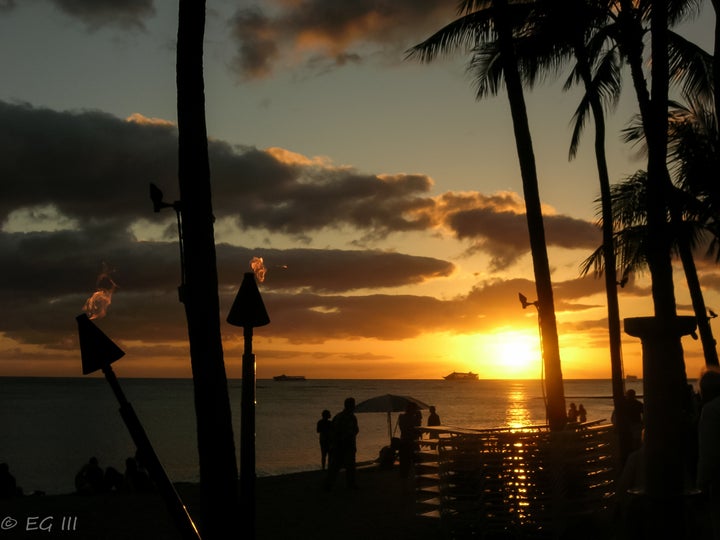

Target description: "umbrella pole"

left=387, top=412, right=392, bottom=440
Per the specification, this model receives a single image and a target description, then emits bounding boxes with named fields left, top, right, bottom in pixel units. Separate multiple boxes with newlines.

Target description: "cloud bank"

left=0, top=100, right=606, bottom=369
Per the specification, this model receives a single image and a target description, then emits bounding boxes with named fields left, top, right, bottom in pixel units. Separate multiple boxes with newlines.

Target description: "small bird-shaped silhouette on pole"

left=518, top=293, right=538, bottom=309
left=709, top=308, right=718, bottom=319
left=149, top=183, right=175, bottom=213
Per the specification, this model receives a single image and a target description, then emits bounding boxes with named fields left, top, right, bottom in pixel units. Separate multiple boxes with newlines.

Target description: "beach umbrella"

left=354, top=394, right=430, bottom=440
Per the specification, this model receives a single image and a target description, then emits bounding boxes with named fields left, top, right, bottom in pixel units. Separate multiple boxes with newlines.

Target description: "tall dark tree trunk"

left=176, top=1, right=239, bottom=538
left=591, top=94, right=633, bottom=459
left=713, top=0, right=719, bottom=131
left=572, top=39, right=631, bottom=462
left=619, top=2, right=717, bottom=370
left=619, top=2, right=690, bottom=535
left=669, top=0, right=718, bottom=368
left=494, top=0, right=566, bottom=431
left=681, top=240, right=719, bottom=366
left=705, top=0, right=720, bottom=365
left=617, top=1, right=677, bottom=319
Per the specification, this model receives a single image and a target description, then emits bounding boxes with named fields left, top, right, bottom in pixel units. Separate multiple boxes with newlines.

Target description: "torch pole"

left=101, top=365, right=202, bottom=540
left=227, top=270, right=269, bottom=540
left=240, top=325, right=256, bottom=538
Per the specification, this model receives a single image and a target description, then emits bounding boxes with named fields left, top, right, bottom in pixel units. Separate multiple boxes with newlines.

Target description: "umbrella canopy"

left=354, top=394, right=430, bottom=440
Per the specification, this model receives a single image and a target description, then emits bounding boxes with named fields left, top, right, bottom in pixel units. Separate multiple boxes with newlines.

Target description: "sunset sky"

left=0, top=0, right=717, bottom=380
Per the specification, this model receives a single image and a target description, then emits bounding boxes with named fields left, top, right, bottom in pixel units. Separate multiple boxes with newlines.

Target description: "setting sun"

left=483, top=330, right=543, bottom=379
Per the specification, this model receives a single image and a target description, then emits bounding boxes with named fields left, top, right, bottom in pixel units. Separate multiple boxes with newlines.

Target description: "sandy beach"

left=1, top=464, right=439, bottom=540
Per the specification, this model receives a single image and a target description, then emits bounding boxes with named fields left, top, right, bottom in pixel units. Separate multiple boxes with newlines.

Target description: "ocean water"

left=0, top=377, right=642, bottom=495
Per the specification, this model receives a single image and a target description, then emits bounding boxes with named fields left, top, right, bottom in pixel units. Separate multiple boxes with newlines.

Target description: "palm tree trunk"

left=176, top=1, right=239, bottom=538
left=618, top=0, right=678, bottom=319
left=676, top=230, right=719, bottom=366
left=573, top=40, right=632, bottom=462
left=712, top=0, right=719, bottom=130
left=627, top=5, right=688, bottom=534
left=494, top=0, right=566, bottom=431
left=592, top=100, right=634, bottom=457
left=619, top=1, right=718, bottom=368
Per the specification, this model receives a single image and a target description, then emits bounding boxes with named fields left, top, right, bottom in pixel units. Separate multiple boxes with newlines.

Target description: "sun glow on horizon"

left=481, top=330, right=543, bottom=379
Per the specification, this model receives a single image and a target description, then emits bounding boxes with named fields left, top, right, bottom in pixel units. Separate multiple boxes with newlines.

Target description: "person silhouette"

left=398, top=402, right=421, bottom=479
left=578, top=404, right=587, bottom=423
left=75, top=457, right=105, bottom=494
left=427, top=405, right=441, bottom=426
left=316, top=409, right=333, bottom=470
left=567, top=402, right=579, bottom=423
left=625, top=389, right=644, bottom=450
left=324, top=397, right=359, bottom=490
left=123, top=456, right=153, bottom=492
left=0, top=463, right=19, bottom=498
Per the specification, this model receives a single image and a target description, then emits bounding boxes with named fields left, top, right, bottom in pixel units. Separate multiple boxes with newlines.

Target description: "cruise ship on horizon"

left=443, top=371, right=479, bottom=381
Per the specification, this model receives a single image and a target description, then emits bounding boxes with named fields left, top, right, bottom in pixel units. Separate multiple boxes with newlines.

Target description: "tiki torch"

left=76, top=313, right=201, bottom=540
left=226, top=269, right=270, bottom=538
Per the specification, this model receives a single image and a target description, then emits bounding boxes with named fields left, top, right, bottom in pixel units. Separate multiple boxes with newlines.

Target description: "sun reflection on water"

left=505, top=384, right=532, bottom=428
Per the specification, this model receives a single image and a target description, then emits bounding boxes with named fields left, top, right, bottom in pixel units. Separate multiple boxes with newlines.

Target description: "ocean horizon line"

left=1, top=374, right=621, bottom=382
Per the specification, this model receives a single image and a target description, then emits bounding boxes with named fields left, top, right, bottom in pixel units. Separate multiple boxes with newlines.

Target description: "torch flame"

left=250, top=257, right=266, bottom=283
left=83, top=270, right=118, bottom=320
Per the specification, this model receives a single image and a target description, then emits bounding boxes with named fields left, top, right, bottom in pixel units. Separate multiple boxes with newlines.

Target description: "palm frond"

left=468, top=42, right=505, bottom=98
left=667, top=30, right=714, bottom=106
left=667, top=0, right=703, bottom=26
left=593, top=49, right=623, bottom=110
left=405, top=11, right=495, bottom=63
left=568, top=91, right=592, bottom=159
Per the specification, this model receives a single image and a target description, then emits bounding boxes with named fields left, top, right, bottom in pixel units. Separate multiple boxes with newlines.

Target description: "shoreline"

left=1, top=464, right=439, bottom=540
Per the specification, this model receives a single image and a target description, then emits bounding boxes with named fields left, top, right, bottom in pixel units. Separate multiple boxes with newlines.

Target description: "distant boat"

left=625, top=374, right=639, bottom=381
left=273, top=374, right=306, bottom=381
left=443, top=371, right=479, bottom=381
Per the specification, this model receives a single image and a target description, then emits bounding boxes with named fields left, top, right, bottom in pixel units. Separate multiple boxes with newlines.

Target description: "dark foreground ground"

left=1, top=465, right=438, bottom=540
left=3, top=464, right=714, bottom=539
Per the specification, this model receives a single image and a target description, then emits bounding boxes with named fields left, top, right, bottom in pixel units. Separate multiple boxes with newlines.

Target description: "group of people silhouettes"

left=567, top=402, right=588, bottom=423
left=320, top=397, right=360, bottom=490
left=74, top=454, right=153, bottom=495
left=318, top=398, right=442, bottom=489
left=613, top=370, right=720, bottom=539
left=1, top=454, right=154, bottom=498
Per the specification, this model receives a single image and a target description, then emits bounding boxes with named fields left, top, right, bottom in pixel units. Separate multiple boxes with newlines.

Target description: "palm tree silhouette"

left=176, top=1, right=239, bottom=537
left=407, top=0, right=567, bottom=431
left=467, top=0, right=635, bottom=460
left=620, top=97, right=719, bottom=368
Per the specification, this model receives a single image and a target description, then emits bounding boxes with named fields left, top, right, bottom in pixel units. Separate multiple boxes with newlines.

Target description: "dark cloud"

left=0, top=101, right=177, bottom=225
left=0, top=101, right=435, bottom=237
left=228, top=0, right=455, bottom=79
left=49, top=0, right=155, bottom=30
left=0, top=228, right=455, bottom=346
left=2, top=101, right=599, bottom=269
left=0, top=100, right=603, bottom=360
left=228, top=7, right=280, bottom=80
left=444, top=195, right=601, bottom=270
left=216, top=247, right=454, bottom=293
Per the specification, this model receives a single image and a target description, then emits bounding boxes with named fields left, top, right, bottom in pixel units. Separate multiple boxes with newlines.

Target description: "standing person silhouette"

left=427, top=405, right=441, bottom=426
left=324, top=397, right=359, bottom=490
left=0, top=463, right=19, bottom=498
left=578, top=404, right=587, bottom=423
left=398, top=402, right=421, bottom=479
left=625, top=389, right=644, bottom=450
left=316, top=409, right=332, bottom=470
left=567, top=402, right=579, bottom=423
